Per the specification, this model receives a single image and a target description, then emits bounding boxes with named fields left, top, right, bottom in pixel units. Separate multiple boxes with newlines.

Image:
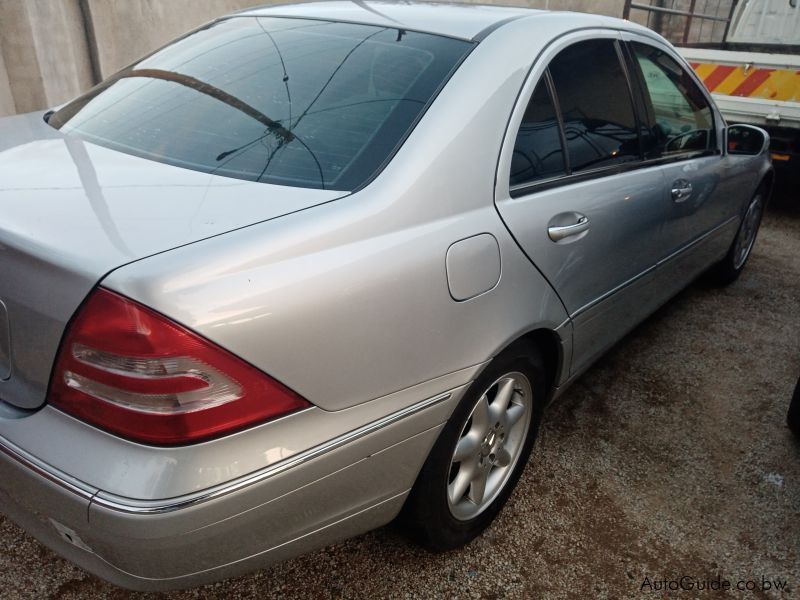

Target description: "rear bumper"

left=0, top=388, right=463, bottom=591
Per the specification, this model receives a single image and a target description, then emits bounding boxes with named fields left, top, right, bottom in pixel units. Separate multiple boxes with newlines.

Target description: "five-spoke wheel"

left=733, top=193, right=764, bottom=270
left=400, top=346, right=544, bottom=551
left=447, top=372, right=532, bottom=520
left=710, top=185, right=767, bottom=285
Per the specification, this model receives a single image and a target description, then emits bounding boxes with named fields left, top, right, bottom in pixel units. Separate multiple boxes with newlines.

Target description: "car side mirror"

left=727, top=124, right=769, bottom=156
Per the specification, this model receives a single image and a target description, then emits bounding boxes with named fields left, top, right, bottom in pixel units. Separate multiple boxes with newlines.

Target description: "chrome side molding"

left=92, top=390, right=454, bottom=515
left=0, top=389, right=455, bottom=517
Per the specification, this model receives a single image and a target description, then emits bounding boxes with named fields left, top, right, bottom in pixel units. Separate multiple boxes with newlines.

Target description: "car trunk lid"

left=0, top=112, right=345, bottom=409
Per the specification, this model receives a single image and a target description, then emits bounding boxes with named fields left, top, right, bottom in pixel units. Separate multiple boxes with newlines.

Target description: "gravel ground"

left=1, top=200, right=798, bottom=600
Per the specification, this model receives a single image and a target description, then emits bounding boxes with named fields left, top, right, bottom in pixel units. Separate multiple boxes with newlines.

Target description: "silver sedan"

left=0, top=1, right=772, bottom=591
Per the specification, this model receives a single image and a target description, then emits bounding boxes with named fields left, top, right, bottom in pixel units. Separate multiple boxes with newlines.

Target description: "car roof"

left=237, top=1, right=548, bottom=41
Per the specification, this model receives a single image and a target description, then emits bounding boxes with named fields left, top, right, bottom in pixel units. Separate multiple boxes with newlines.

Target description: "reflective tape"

left=690, top=62, right=800, bottom=102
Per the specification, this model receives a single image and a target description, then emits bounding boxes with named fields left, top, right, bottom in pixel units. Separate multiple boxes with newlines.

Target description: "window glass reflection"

left=548, top=39, right=641, bottom=172
left=50, top=18, right=471, bottom=191
left=631, top=42, right=715, bottom=157
left=510, top=78, right=567, bottom=187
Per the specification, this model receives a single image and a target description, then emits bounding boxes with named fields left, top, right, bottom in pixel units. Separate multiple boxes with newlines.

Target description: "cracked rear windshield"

left=48, top=17, right=471, bottom=191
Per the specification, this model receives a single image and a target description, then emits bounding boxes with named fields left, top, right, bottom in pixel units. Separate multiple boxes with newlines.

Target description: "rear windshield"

left=48, top=17, right=472, bottom=191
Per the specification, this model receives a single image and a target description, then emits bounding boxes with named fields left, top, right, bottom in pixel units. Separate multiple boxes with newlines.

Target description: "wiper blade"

left=122, top=69, right=295, bottom=143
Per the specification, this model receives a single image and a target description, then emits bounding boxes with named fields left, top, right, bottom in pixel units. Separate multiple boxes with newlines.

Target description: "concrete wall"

left=0, top=45, right=14, bottom=117
left=84, top=0, right=279, bottom=77
left=0, top=0, right=626, bottom=117
left=0, top=0, right=96, bottom=116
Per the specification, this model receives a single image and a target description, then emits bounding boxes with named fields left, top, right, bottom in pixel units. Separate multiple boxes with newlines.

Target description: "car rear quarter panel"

left=103, top=15, right=581, bottom=415
left=1, top=13, right=605, bottom=513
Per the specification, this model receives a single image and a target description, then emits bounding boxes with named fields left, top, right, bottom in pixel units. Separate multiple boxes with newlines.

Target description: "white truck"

left=624, top=0, right=800, bottom=187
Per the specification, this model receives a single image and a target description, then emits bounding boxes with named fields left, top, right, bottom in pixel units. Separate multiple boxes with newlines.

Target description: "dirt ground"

left=1, top=198, right=798, bottom=600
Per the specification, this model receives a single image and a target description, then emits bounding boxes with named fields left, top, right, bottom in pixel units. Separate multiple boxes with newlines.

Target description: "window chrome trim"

left=510, top=37, right=641, bottom=190
left=618, top=32, right=725, bottom=156
left=495, top=27, right=631, bottom=201
left=505, top=31, right=722, bottom=201
left=509, top=148, right=720, bottom=199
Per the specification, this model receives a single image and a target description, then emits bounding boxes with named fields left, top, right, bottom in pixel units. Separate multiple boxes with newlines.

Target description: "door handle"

left=671, top=180, right=693, bottom=203
left=548, top=215, right=590, bottom=242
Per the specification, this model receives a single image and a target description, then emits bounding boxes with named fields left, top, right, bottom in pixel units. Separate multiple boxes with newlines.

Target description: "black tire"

left=788, top=377, right=800, bottom=437
left=708, top=185, right=766, bottom=285
left=399, top=342, right=546, bottom=551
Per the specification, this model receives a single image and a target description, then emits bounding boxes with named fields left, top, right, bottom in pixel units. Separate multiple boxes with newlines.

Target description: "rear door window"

left=629, top=42, right=715, bottom=157
left=510, top=77, right=567, bottom=187
left=547, top=39, right=641, bottom=173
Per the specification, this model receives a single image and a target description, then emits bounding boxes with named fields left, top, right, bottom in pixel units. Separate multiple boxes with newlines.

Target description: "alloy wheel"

left=447, top=372, right=533, bottom=521
left=733, top=194, right=763, bottom=270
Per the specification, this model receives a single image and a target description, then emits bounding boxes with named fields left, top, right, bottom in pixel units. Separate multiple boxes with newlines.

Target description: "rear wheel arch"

left=709, top=179, right=767, bottom=285
left=512, top=328, right=562, bottom=398
left=476, top=327, right=564, bottom=401
left=397, top=327, right=563, bottom=543
left=400, top=340, right=547, bottom=550
left=760, top=168, right=775, bottom=206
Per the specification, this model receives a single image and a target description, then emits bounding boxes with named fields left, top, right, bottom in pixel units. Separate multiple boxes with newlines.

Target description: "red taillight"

left=49, top=288, right=310, bottom=445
